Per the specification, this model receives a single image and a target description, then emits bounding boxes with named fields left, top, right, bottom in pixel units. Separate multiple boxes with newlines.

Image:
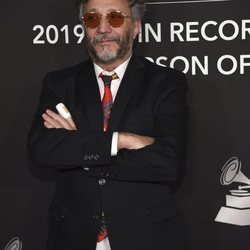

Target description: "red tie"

left=97, top=72, right=118, bottom=244
left=99, top=72, right=118, bottom=132
left=97, top=211, right=107, bottom=242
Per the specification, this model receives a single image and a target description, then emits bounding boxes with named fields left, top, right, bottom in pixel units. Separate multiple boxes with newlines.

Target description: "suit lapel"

left=75, top=56, right=145, bottom=132
left=108, top=56, right=145, bottom=131
left=76, top=60, right=103, bottom=131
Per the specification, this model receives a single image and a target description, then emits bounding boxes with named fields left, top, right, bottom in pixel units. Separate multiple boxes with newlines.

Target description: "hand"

left=42, top=109, right=77, bottom=130
left=118, top=132, right=154, bottom=150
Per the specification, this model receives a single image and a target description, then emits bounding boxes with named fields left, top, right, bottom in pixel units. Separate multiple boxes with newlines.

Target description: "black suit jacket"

left=28, top=55, right=188, bottom=250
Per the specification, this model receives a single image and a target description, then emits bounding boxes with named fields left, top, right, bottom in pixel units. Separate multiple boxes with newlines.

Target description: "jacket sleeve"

left=27, top=73, right=113, bottom=169
left=88, top=71, right=188, bottom=184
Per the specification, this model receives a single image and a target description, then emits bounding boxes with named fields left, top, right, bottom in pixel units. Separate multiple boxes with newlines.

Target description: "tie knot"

left=99, top=72, right=118, bottom=87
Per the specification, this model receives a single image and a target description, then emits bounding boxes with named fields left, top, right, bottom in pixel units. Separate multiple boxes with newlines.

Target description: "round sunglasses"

left=82, top=10, right=131, bottom=29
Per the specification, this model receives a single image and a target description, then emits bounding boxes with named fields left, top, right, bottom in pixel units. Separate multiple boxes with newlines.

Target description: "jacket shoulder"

left=138, top=57, right=187, bottom=90
left=142, top=57, right=185, bottom=79
left=42, top=60, right=92, bottom=93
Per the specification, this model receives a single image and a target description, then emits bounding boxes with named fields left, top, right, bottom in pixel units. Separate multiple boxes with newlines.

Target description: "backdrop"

left=1, top=0, right=250, bottom=249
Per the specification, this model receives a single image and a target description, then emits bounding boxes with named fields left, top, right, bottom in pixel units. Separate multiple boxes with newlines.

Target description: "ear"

left=133, top=20, right=141, bottom=39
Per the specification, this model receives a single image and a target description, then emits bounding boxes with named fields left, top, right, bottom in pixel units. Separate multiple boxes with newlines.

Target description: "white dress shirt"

left=93, top=55, right=132, bottom=156
left=93, top=55, right=132, bottom=250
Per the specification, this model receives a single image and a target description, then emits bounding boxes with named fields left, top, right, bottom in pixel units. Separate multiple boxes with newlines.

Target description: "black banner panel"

left=1, top=0, right=250, bottom=249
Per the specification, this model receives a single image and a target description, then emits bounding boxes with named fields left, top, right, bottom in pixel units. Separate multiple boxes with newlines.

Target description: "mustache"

left=93, top=34, right=120, bottom=44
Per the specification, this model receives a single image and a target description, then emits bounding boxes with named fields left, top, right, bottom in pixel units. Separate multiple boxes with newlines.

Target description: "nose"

left=97, top=15, right=112, bottom=33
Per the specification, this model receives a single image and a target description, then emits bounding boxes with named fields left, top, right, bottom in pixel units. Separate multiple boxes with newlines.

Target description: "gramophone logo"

left=4, top=237, right=22, bottom=250
left=215, top=157, right=250, bottom=226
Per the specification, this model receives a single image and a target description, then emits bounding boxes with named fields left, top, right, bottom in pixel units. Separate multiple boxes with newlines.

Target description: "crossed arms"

left=42, top=108, right=154, bottom=151
left=28, top=69, right=187, bottom=183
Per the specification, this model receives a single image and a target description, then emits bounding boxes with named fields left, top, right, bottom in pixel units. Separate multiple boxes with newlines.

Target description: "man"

left=28, top=0, right=188, bottom=249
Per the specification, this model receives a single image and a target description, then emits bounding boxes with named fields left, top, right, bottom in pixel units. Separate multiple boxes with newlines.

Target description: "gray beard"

left=85, top=32, right=132, bottom=64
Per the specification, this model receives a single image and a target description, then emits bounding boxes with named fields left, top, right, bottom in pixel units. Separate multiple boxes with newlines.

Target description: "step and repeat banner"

left=1, top=0, right=250, bottom=249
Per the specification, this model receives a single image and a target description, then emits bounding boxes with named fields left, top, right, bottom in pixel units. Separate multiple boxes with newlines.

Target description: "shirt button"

left=98, top=178, right=106, bottom=185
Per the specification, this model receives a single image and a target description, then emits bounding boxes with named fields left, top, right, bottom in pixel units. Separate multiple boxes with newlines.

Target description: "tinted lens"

left=83, top=13, right=100, bottom=28
left=107, top=11, right=125, bottom=27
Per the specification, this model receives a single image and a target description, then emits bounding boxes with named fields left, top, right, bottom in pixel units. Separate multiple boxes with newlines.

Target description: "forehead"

left=84, top=0, right=130, bottom=12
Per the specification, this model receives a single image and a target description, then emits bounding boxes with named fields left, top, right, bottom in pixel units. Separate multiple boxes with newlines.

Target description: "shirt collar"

left=93, top=54, right=132, bottom=81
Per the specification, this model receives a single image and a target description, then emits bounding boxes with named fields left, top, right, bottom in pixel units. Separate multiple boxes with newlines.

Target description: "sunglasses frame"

left=82, top=10, right=131, bottom=29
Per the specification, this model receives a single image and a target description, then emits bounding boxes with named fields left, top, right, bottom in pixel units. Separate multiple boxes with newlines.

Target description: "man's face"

left=82, top=0, right=140, bottom=65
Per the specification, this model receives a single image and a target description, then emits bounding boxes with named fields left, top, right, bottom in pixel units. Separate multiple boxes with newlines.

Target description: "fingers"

left=134, top=135, right=155, bottom=149
left=42, top=109, right=77, bottom=130
left=42, top=112, right=62, bottom=129
left=118, top=132, right=155, bottom=150
left=143, top=136, right=155, bottom=146
left=44, top=120, right=55, bottom=129
left=67, top=117, right=77, bottom=129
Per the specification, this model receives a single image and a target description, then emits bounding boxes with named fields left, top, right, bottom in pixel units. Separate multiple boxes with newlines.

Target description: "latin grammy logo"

left=215, top=157, right=250, bottom=226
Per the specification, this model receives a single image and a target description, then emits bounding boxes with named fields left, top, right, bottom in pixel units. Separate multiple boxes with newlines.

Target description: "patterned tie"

left=99, top=72, right=119, bottom=132
left=97, top=211, right=107, bottom=242
left=97, top=72, right=118, bottom=244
